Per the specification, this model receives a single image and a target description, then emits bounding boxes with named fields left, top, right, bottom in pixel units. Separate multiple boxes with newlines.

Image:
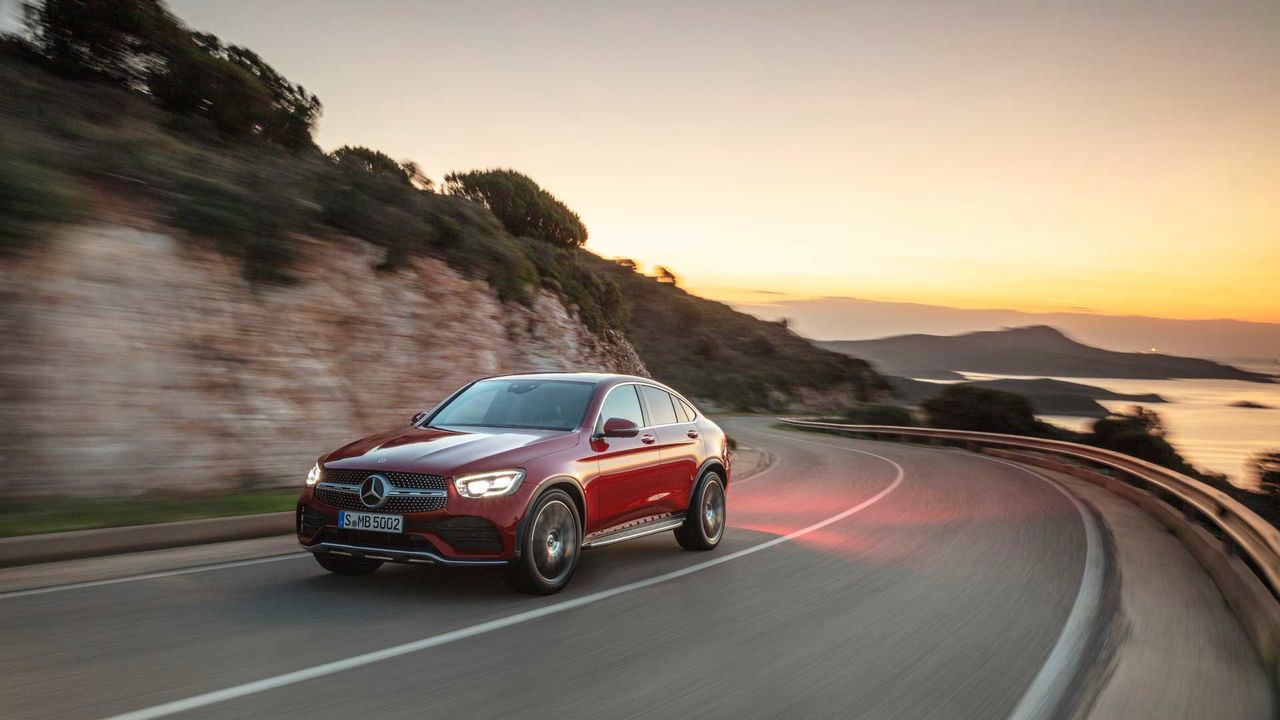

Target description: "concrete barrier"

left=0, top=511, right=294, bottom=567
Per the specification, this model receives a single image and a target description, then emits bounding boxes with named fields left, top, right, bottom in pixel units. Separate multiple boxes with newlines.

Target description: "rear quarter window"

left=639, top=385, right=679, bottom=425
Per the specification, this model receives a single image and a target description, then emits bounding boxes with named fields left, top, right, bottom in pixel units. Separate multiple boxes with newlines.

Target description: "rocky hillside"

left=586, top=256, right=887, bottom=412
left=0, top=221, right=643, bottom=495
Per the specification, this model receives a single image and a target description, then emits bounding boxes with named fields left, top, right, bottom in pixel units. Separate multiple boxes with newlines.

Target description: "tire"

left=313, top=553, right=383, bottom=575
left=505, top=489, right=582, bottom=595
left=675, top=471, right=726, bottom=551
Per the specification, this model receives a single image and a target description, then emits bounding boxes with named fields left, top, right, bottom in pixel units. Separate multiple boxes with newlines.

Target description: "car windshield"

left=428, top=379, right=595, bottom=431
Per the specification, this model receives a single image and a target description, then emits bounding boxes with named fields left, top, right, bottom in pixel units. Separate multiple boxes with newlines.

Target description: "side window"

left=678, top=398, right=698, bottom=422
left=596, top=385, right=644, bottom=431
left=639, top=385, right=678, bottom=425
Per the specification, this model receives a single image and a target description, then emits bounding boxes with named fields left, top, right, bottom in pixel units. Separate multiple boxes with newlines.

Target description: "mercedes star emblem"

left=359, top=474, right=390, bottom=509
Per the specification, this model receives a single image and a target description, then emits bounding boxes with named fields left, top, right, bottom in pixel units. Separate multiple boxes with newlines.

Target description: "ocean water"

left=952, top=360, right=1280, bottom=485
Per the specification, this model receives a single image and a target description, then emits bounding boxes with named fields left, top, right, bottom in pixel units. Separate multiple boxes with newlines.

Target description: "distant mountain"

left=886, top=376, right=1166, bottom=417
left=822, top=326, right=1275, bottom=383
left=725, top=295, right=1280, bottom=359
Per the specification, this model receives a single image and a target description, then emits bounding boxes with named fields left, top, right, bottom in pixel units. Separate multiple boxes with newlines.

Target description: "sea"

left=936, top=358, right=1280, bottom=487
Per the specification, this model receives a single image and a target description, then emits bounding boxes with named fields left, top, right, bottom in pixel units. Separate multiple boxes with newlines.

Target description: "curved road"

left=0, top=417, right=1096, bottom=720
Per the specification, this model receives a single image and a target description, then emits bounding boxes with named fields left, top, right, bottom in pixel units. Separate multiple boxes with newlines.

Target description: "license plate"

left=338, top=511, right=403, bottom=534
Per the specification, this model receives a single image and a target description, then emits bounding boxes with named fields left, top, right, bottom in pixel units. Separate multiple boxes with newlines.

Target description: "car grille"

left=320, top=468, right=447, bottom=491
left=313, top=486, right=447, bottom=513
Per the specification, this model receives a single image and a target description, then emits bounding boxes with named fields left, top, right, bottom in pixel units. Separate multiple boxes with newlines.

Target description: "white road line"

left=0, top=553, right=307, bottom=600
left=97, top=443, right=906, bottom=720
left=757, top=425, right=1107, bottom=720
left=977, top=454, right=1106, bottom=720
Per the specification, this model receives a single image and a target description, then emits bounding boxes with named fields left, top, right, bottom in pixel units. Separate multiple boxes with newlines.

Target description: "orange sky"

left=149, top=1, right=1280, bottom=322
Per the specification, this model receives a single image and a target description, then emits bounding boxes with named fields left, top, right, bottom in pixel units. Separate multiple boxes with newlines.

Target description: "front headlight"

left=306, top=463, right=321, bottom=486
left=453, top=469, right=525, bottom=498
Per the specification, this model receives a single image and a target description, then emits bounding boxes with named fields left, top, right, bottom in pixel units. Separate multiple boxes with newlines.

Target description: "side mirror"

left=410, top=411, right=427, bottom=426
left=601, top=417, right=639, bottom=438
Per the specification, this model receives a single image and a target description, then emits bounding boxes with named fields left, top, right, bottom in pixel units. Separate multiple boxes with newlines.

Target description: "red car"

left=297, top=373, right=730, bottom=594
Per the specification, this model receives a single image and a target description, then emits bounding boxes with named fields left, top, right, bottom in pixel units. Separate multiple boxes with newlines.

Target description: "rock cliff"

left=0, top=222, right=645, bottom=495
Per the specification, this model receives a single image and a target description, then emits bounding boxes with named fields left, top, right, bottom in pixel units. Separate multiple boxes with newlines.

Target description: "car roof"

left=468, top=373, right=697, bottom=407
left=478, top=372, right=653, bottom=386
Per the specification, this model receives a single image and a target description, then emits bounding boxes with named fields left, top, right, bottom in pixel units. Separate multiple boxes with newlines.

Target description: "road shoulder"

left=1043, top=468, right=1274, bottom=720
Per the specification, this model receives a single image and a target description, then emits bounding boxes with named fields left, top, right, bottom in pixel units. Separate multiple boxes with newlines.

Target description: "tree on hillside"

left=443, top=169, right=587, bottom=247
left=23, top=0, right=179, bottom=84
left=1087, top=406, right=1199, bottom=476
left=1251, top=450, right=1280, bottom=493
left=922, top=384, right=1056, bottom=437
left=399, top=161, right=434, bottom=191
left=23, top=0, right=320, bottom=148
left=206, top=39, right=321, bottom=149
left=330, top=146, right=415, bottom=186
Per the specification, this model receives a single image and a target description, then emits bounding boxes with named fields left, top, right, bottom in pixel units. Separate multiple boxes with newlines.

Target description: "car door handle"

left=640, top=434, right=656, bottom=445
left=686, top=429, right=699, bottom=439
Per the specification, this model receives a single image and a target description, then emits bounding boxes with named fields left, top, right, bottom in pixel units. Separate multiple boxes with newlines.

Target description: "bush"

left=1086, top=407, right=1200, bottom=476
left=923, top=384, right=1058, bottom=437
left=0, top=143, right=79, bottom=252
left=444, top=169, right=587, bottom=247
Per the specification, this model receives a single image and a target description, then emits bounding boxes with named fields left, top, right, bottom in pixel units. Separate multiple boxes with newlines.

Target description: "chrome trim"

left=316, top=481, right=445, bottom=498
left=591, top=381, right=701, bottom=436
left=582, top=516, right=686, bottom=548
left=301, top=541, right=508, bottom=566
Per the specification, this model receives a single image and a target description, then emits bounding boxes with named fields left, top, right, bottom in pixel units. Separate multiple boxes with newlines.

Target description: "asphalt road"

left=0, top=417, right=1095, bottom=720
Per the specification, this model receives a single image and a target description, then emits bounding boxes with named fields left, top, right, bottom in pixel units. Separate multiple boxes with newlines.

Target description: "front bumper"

left=296, top=499, right=517, bottom=563
left=301, top=540, right=508, bottom=566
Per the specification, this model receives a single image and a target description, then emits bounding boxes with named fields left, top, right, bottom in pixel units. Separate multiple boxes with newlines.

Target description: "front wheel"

left=505, top=489, right=582, bottom=595
left=675, top=472, right=726, bottom=551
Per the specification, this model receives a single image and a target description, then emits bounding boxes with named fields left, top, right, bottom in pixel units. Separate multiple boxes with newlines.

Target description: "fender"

left=513, top=475, right=585, bottom=559
left=696, top=456, right=728, bottom=486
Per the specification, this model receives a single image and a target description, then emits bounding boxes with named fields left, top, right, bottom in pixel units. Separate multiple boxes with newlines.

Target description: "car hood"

left=322, top=425, right=577, bottom=475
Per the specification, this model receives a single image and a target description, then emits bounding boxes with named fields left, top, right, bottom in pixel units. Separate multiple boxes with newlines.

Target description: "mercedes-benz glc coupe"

left=297, top=373, right=730, bottom=594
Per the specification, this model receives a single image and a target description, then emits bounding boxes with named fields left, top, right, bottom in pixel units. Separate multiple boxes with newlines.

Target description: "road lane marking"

left=752, top=424, right=1107, bottom=720
left=980, top=455, right=1106, bottom=720
left=0, top=553, right=307, bottom=600
left=97, top=444, right=905, bottom=720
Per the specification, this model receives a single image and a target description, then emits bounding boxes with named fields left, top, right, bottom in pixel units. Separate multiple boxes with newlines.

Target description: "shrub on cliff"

left=444, top=169, right=588, bottom=248
left=23, top=0, right=321, bottom=149
left=0, top=142, right=80, bottom=252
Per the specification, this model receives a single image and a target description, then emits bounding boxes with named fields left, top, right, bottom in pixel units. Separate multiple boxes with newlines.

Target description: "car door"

left=637, top=385, right=702, bottom=517
left=586, top=384, right=665, bottom=533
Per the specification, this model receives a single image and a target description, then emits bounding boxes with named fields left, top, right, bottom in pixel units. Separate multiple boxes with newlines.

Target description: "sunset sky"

left=16, top=0, right=1277, bottom=321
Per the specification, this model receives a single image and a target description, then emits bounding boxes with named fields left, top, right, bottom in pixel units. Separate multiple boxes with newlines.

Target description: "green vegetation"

left=923, top=385, right=1063, bottom=438
left=0, top=490, right=297, bottom=538
left=585, top=255, right=886, bottom=411
left=0, top=0, right=623, bottom=334
left=443, top=169, right=588, bottom=248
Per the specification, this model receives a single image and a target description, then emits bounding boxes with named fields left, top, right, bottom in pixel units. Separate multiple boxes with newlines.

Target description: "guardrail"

left=778, top=417, right=1280, bottom=670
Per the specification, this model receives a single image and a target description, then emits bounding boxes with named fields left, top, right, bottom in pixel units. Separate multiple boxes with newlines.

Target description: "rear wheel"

left=676, top=472, right=726, bottom=551
left=314, top=553, right=383, bottom=575
left=505, top=489, right=582, bottom=595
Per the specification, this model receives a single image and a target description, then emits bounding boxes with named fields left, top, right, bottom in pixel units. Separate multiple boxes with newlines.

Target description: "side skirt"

left=582, top=513, right=686, bottom=549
